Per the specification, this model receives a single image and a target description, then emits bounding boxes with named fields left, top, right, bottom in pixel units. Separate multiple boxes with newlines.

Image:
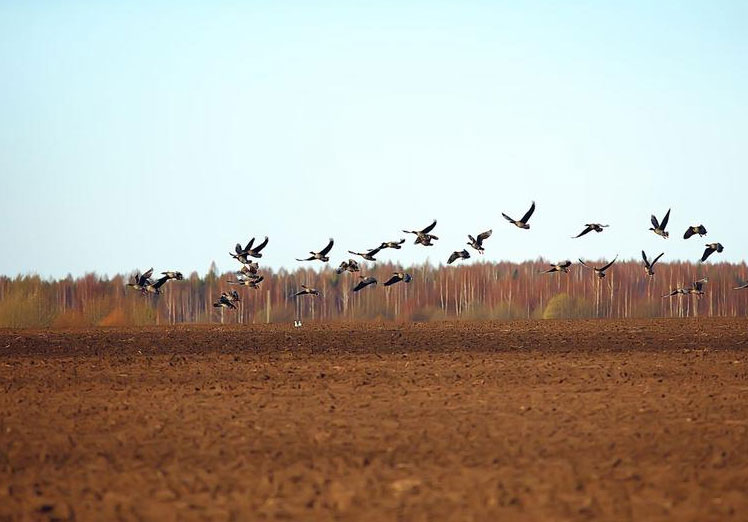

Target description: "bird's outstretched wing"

left=447, top=252, right=460, bottom=264
left=683, top=227, right=694, bottom=239
left=578, top=259, right=594, bottom=270
left=661, top=209, right=671, bottom=229
left=650, top=215, right=660, bottom=229
left=320, top=238, right=334, bottom=256
left=573, top=225, right=593, bottom=238
left=254, top=236, right=269, bottom=252
left=383, top=275, right=400, bottom=286
left=641, top=250, right=650, bottom=266
left=652, top=252, right=664, bottom=266
left=296, top=255, right=315, bottom=261
left=501, top=213, right=515, bottom=223
left=477, top=230, right=492, bottom=243
left=600, top=255, right=618, bottom=272
left=701, top=247, right=714, bottom=262
left=243, top=237, right=255, bottom=252
left=420, top=219, right=437, bottom=234
left=520, top=201, right=536, bottom=223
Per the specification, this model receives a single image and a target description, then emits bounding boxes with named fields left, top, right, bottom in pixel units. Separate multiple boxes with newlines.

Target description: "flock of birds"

left=127, top=202, right=747, bottom=311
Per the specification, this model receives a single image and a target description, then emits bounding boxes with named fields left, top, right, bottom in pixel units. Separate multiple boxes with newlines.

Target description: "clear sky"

left=1, top=1, right=746, bottom=278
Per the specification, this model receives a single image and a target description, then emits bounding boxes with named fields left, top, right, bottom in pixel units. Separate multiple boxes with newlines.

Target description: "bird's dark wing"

left=573, top=226, right=593, bottom=238
left=447, top=252, right=460, bottom=264
left=560, top=260, right=572, bottom=268
left=650, top=215, right=660, bottom=229
left=600, top=255, right=618, bottom=272
left=641, top=250, right=650, bottom=266
left=683, top=228, right=694, bottom=239
left=142, top=267, right=153, bottom=280
left=578, top=259, right=593, bottom=270
left=477, top=230, right=492, bottom=243
left=383, top=275, right=400, bottom=286
left=320, top=238, right=334, bottom=256
left=661, top=208, right=671, bottom=229
left=152, top=275, right=170, bottom=290
left=421, top=220, right=437, bottom=234
left=652, top=252, right=664, bottom=266
left=699, top=225, right=707, bottom=235
left=520, top=201, right=536, bottom=223
left=701, top=247, right=714, bottom=262
left=254, top=236, right=269, bottom=252
left=542, top=267, right=557, bottom=273
left=501, top=213, right=515, bottom=223
left=716, top=243, right=724, bottom=253
left=255, top=276, right=264, bottom=284
left=366, top=246, right=382, bottom=257
left=296, top=256, right=314, bottom=261
left=353, top=281, right=367, bottom=292
left=243, top=237, right=255, bottom=252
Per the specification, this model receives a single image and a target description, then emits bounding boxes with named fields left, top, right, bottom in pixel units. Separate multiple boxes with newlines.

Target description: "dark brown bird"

left=502, top=201, right=535, bottom=229
left=348, top=246, right=382, bottom=261
left=572, top=223, right=608, bottom=238
left=683, top=225, right=707, bottom=239
left=383, top=272, right=412, bottom=286
left=403, top=220, right=438, bottom=246
left=447, top=249, right=470, bottom=264
left=353, top=276, right=377, bottom=292
left=294, top=285, right=320, bottom=297
left=642, top=251, right=664, bottom=276
left=467, top=230, right=492, bottom=253
left=700, top=243, right=724, bottom=262
left=297, top=238, right=334, bottom=262
left=542, top=261, right=572, bottom=274
left=336, top=259, right=360, bottom=274
left=650, top=209, right=671, bottom=238
left=380, top=239, right=406, bottom=249
left=579, top=256, right=618, bottom=278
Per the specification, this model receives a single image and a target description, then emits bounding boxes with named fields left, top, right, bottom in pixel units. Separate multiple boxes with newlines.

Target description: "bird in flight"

left=542, top=261, right=572, bottom=274
left=296, top=239, right=334, bottom=262
left=650, top=209, right=671, bottom=238
left=127, top=268, right=153, bottom=293
left=641, top=251, right=664, bottom=277
left=700, top=243, right=724, bottom=263
left=383, top=272, right=412, bottom=286
left=579, top=256, right=618, bottom=278
left=214, top=292, right=240, bottom=309
left=502, top=201, right=535, bottom=229
left=228, top=275, right=264, bottom=289
left=348, top=246, right=382, bottom=261
left=161, top=271, right=183, bottom=281
left=447, top=249, right=471, bottom=265
left=683, top=225, right=707, bottom=239
left=294, top=285, right=320, bottom=297
left=467, top=230, right=492, bottom=253
left=572, top=223, right=609, bottom=238
left=380, top=239, right=406, bottom=250
left=336, top=259, right=360, bottom=274
left=403, top=219, right=439, bottom=246
left=663, top=278, right=708, bottom=298
left=353, top=276, right=378, bottom=292
left=144, top=275, right=171, bottom=295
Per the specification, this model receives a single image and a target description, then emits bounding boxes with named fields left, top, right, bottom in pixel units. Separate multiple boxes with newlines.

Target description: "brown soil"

left=1, top=319, right=748, bottom=521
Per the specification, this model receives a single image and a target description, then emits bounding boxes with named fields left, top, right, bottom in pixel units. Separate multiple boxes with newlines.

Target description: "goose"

left=642, top=251, right=664, bottom=276
left=144, top=275, right=171, bottom=295
left=348, top=246, right=382, bottom=261
left=353, top=276, right=377, bottom=292
left=213, top=294, right=238, bottom=309
left=700, top=243, right=724, bottom=263
left=230, top=238, right=253, bottom=263
left=542, top=261, right=572, bottom=274
left=683, top=225, right=707, bottom=239
left=578, top=255, right=618, bottom=278
left=296, top=238, right=334, bottom=262
left=403, top=220, right=439, bottom=246
left=228, top=275, right=264, bottom=289
left=336, top=259, right=360, bottom=274
left=447, top=249, right=471, bottom=264
left=245, top=236, right=269, bottom=258
left=236, top=262, right=259, bottom=277
left=664, top=278, right=708, bottom=298
left=650, top=209, right=671, bottom=238
left=127, top=267, right=154, bottom=292
left=161, top=271, right=183, bottom=281
left=572, top=223, right=609, bottom=238
left=467, top=230, right=492, bottom=253
left=223, top=290, right=241, bottom=303
left=294, top=285, right=320, bottom=297
left=380, top=239, right=406, bottom=249
left=383, top=272, right=412, bottom=286
left=502, top=201, right=535, bottom=229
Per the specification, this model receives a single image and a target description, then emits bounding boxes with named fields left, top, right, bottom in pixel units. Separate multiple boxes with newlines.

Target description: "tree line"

left=1, top=259, right=746, bottom=328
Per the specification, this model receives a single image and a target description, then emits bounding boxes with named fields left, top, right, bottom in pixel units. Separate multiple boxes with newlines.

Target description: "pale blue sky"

left=1, top=1, right=746, bottom=278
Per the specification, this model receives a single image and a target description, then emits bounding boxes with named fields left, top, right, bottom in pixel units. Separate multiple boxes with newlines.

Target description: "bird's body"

left=380, top=239, right=406, bottom=249
left=353, top=276, right=377, bottom=292
left=294, top=285, right=320, bottom=297
left=447, top=249, right=471, bottom=264
left=543, top=261, right=572, bottom=274
left=572, top=223, right=609, bottom=238
left=348, top=246, right=382, bottom=261
left=642, top=251, right=664, bottom=276
left=579, top=256, right=618, bottom=278
left=502, top=201, right=535, bottom=229
left=664, top=278, right=708, bottom=298
left=403, top=220, right=439, bottom=246
left=297, top=239, right=334, bottom=262
left=467, top=230, right=492, bottom=253
left=684, top=225, right=707, bottom=239
left=336, top=259, right=360, bottom=274
left=144, top=275, right=170, bottom=295
left=214, top=292, right=239, bottom=309
left=383, top=272, right=412, bottom=286
left=701, top=243, right=724, bottom=262
left=650, top=209, right=671, bottom=238
left=127, top=267, right=154, bottom=292
left=161, top=271, right=183, bottom=281
left=228, top=275, right=264, bottom=289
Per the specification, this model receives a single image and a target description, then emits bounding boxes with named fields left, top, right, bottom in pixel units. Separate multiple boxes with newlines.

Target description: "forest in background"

left=1, top=259, right=747, bottom=328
